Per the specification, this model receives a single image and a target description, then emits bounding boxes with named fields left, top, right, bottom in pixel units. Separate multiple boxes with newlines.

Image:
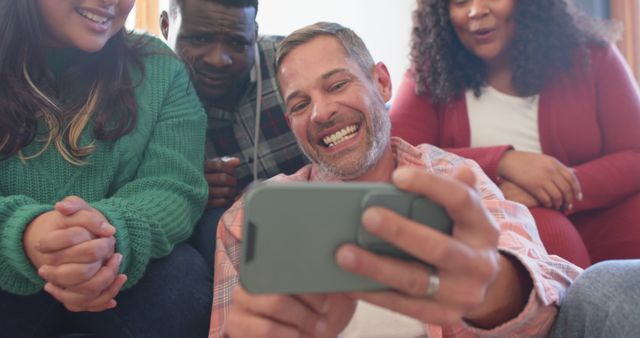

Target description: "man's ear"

left=160, top=11, right=170, bottom=40
left=372, top=62, right=392, bottom=102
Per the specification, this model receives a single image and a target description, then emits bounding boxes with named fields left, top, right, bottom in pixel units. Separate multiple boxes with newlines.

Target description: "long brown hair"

left=412, top=0, right=618, bottom=103
left=0, top=0, right=145, bottom=164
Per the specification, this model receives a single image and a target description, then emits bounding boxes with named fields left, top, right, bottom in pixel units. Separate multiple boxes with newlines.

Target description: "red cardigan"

left=390, top=45, right=640, bottom=215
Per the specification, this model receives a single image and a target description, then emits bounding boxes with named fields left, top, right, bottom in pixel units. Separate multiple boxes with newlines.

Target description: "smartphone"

left=239, top=181, right=452, bottom=294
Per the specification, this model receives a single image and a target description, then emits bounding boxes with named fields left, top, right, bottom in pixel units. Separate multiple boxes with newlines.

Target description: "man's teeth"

left=77, top=9, right=109, bottom=24
left=323, top=125, right=358, bottom=147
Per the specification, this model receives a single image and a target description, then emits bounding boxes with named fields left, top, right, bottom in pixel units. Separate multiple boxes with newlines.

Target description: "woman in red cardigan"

left=390, top=0, right=640, bottom=267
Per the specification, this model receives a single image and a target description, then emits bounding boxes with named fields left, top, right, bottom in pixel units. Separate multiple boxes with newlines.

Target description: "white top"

left=339, top=301, right=428, bottom=338
left=466, top=87, right=542, bottom=153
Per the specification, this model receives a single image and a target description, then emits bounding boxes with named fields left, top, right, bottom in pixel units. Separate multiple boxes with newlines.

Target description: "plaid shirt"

left=204, top=35, right=308, bottom=192
left=209, top=137, right=582, bottom=338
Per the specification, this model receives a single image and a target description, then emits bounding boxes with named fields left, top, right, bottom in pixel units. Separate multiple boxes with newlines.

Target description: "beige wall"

left=131, top=0, right=415, bottom=101
left=611, top=0, right=640, bottom=83
left=257, top=0, right=416, bottom=101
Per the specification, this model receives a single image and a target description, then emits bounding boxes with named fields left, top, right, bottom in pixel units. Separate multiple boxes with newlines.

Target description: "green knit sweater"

left=0, top=35, right=208, bottom=295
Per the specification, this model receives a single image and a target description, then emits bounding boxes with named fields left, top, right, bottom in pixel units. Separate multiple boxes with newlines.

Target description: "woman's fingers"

left=54, top=197, right=116, bottom=237
left=39, top=260, right=102, bottom=287
left=45, top=255, right=127, bottom=314
left=39, top=236, right=115, bottom=265
left=37, top=227, right=94, bottom=253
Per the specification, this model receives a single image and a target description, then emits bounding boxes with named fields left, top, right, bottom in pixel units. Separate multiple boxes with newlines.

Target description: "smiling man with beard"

left=208, top=22, right=584, bottom=338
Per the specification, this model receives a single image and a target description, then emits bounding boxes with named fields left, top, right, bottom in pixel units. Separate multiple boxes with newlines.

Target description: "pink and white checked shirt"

left=209, top=137, right=582, bottom=338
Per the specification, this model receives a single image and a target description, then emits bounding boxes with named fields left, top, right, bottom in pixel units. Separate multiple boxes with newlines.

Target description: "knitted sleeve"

left=0, top=196, right=53, bottom=294
left=91, top=47, right=208, bottom=288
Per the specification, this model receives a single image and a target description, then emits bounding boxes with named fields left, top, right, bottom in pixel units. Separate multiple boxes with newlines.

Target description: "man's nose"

left=310, top=96, right=338, bottom=123
left=203, top=45, right=232, bottom=68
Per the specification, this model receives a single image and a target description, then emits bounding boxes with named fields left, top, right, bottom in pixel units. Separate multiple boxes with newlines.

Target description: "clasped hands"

left=225, top=166, right=528, bottom=338
left=23, top=196, right=127, bottom=312
left=498, top=150, right=582, bottom=213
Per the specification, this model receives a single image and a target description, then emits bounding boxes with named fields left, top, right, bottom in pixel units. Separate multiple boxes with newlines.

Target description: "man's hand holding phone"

left=235, top=166, right=532, bottom=334
left=336, top=166, right=531, bottom=329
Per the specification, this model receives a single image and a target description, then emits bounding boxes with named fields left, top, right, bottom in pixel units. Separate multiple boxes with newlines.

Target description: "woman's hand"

left=24, top=196, right=125, bottom=311
left=43, top=254, right=127, bottom=312
left=497, top=151, right=582, bottom=211
left=499, top=179, right=539, bottom=208
left=23, top=198, right=115, bottom=272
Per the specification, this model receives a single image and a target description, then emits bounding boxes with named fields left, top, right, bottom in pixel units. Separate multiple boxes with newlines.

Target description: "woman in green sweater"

left=0, top=0, right=211, bottom=336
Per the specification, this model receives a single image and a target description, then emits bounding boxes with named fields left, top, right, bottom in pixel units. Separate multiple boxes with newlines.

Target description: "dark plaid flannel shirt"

left=204, top=35, right=309, bottom=192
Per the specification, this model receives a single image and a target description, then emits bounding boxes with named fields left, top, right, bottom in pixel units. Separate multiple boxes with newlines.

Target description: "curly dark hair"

left=412, top=0, right=618, bottom=103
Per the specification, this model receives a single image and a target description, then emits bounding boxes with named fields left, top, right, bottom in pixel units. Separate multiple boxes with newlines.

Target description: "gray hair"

left=276, top=22, right=374, bottom=78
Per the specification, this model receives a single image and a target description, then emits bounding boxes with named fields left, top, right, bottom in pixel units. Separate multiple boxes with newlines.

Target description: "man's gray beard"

left=298, top=101, right=391, bottom=181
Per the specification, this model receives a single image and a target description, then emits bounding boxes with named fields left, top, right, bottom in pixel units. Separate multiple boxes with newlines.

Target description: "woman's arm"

left=571, top=45, right=640, bottom=213
left=91, top=52, right=208, bottom=288
left=0, top=195, right=55, bottom=294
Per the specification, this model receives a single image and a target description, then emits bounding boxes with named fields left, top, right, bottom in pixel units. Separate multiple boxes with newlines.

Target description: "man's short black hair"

left=169, top=0, right=259, bottom=18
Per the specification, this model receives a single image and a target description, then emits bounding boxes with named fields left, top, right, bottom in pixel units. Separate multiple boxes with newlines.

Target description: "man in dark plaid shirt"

left=203, top=34, right=309, bottom=202
left=161, top=0, right=307, bottom=268
left=163, top=0, right=307, bottom=207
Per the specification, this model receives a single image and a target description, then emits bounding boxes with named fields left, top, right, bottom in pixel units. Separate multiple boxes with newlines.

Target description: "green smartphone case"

left=239, top=182, right=452, bottom=294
